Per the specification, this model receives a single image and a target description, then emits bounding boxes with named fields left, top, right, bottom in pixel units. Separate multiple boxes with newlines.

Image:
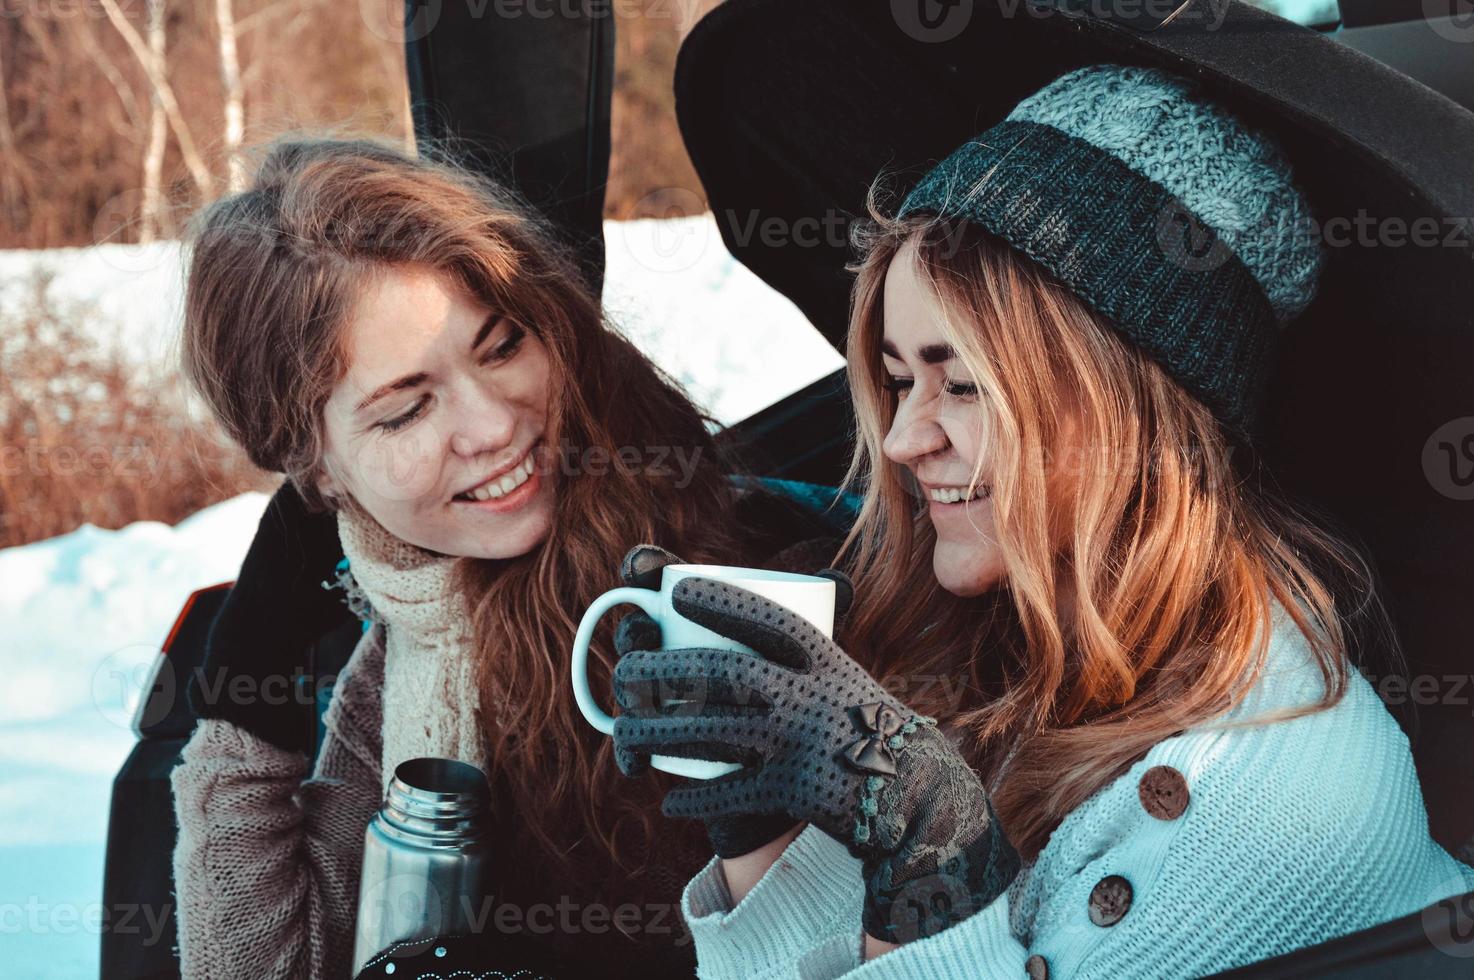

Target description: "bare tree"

left=141, top=0, right=168, bottom=242
left=98, top=0, right=215, bottom=198
left=0, top=40, right=29, bottom=229
left=70, top=19, right=145, bottom=137
left=215, top=0, right=246, bottom=193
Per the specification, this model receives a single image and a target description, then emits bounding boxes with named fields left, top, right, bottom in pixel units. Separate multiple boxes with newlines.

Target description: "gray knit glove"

left=611, top=576, right=1020, bottom=944
left=612, top=546, right=803, bottom=859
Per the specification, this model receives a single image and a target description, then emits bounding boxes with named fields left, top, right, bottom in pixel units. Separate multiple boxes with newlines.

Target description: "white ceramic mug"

left=571, top=564, right=836, bottom=779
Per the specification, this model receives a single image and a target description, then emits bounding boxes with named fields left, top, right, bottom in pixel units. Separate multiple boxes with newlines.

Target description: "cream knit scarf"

left=334, top=505, right=488, bottom=795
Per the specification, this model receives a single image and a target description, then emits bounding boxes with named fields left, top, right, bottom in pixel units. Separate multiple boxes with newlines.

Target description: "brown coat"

left=170, top=624, right=387, bottom=980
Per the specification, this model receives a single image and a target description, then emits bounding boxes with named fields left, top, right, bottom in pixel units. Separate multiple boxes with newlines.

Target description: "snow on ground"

left=0, top=493, right=270, bottom=976
left=0, top=216, right=842, bottom=976
left=0, top=239, right=188, bottom=379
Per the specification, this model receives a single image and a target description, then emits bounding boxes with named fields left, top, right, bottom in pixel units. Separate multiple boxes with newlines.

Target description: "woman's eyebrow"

left=354, top=314, right=500, bottom=415
left=917, top=343, right=956, bottom=364
left=469, top=313, right=499, bottom=352
left=880, top=339, right=956, bottom=364
left=355, top=372, right=429, bottom=414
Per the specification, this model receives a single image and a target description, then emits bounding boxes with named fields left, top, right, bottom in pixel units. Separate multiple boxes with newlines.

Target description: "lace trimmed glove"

left=611, top=575, right=1020, bottom=944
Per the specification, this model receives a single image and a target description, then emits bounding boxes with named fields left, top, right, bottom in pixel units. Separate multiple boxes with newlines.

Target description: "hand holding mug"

left=606, top=572, right=1021, bottom=945
left=570, top=546, right=847, bottom=857
left=606, top=545, right=819, bottom=858
left=570, top=552, right=840, bottom=779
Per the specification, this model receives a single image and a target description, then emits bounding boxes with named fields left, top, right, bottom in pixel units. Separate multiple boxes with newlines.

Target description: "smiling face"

left=317, top=264, right=557, bottom=559
left=879, top=239, right=1004, bottom=597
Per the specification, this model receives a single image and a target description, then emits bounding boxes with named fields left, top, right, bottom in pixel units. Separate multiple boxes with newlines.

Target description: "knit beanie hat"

left=898, top=63, right=1323, bottom=437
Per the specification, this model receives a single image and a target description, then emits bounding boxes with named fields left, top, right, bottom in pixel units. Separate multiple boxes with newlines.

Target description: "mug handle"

left=570, top=586, right=741, bottom=781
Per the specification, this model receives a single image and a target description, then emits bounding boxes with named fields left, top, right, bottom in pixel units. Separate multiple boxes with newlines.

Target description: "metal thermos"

left=352, top=757, right=492, bottom=975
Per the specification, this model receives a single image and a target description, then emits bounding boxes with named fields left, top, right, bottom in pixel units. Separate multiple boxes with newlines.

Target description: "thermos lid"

left=382, top=757, right=491, bottom=843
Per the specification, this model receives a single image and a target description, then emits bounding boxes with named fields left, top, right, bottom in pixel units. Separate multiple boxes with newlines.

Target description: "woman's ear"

left=315, top=463, right=344, bottom=508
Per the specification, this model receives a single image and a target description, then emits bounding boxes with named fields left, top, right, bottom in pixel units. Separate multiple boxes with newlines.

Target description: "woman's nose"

left=447, top=382, right=518, bottom=458
left=883, top=403, right=949, bottom=465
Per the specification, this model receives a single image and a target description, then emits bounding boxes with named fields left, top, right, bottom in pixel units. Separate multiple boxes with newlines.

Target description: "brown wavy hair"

left=181, top=135, right=754, bottom=910
left=839, top=208, right=1401, bottom=860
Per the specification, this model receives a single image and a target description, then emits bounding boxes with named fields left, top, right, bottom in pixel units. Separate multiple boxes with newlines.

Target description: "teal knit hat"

left=899, top=64, right=1323, bottom=438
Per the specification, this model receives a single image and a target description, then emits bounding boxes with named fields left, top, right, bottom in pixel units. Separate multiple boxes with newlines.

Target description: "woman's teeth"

left=458, top=455, right=535, bottom=501
left=929, top=484, right=990, bottom=504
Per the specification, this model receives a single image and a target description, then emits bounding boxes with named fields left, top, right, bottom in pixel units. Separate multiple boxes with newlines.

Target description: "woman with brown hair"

left=608, top=65, right=1474, bottom=978
left=169, top=135, right=824, bottom=979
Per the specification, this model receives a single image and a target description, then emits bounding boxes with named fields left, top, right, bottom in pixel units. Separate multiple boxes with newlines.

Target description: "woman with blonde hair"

left=608, top=65, right=1474, bottom=977
left=170, top=135, right=827, bottom=978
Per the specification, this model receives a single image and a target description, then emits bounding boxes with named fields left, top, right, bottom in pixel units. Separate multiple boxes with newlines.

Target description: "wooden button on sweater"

left=1138, top=764, right=1189, bottom=819
left=1024, top=953, right=1049, bottom=979
left=1088, top=874, right=1133, bottom=927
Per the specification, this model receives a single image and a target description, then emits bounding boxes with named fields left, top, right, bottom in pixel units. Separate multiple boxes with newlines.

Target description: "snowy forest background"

left=0, top=0, right=1332, bottom=975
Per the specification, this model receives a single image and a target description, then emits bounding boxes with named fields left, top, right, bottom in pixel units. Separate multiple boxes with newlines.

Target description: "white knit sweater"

left=678, top=598, right=1474, bottom=979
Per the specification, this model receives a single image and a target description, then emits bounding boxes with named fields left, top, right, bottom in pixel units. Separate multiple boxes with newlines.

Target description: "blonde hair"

left=839, top=207, right=1398, bottom=858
